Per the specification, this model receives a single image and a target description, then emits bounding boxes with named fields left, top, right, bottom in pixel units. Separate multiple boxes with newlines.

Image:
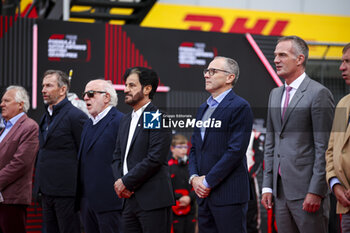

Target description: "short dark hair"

left=43, top=70, right=70, bottom=93
left=277, top=35, right=309, bottom=67
left=343, top=43, right=350, bottom=54
left=123, top=67, right=159, bottom=99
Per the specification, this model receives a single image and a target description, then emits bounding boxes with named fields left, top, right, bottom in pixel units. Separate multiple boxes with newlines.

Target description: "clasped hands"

left=114, top=178, right=134, bottom=198
left=333, top=184, right=350, bottom=207
left=192, top=176, right=211, bottom=199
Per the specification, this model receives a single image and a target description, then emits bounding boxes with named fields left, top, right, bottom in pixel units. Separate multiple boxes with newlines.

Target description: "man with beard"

left=112, top=67, right=174, bottom=233
left=34, top=70, right=88, bottom=233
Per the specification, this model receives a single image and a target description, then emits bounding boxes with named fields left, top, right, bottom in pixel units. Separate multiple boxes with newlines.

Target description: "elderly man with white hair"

left=0, top=85, right=39, bottom=233
left=77, top=79, right=124, bottom=233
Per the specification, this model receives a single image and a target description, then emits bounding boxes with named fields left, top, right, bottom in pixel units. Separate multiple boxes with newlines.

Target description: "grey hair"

left=277, top=36, right=309, bottom=67
left=102, top=80, right=118, bottom=107
left=214, top=56, right=240, bottom=86
left=6, top=85, right=30, bottom=112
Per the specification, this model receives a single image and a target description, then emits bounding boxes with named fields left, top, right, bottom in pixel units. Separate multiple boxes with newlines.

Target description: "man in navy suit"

left=34, top=70, right=88, bottom=233
left=112, top=67, right=174, bottom=233
left=77, top=79, right=124, bottom=233
left=188, top=56, right=253, bottom=233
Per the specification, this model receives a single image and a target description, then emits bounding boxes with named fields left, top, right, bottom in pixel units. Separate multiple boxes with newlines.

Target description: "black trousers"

left=41, top=195, right=81, bottom=233
left=123, top=195, right=172, bottom=233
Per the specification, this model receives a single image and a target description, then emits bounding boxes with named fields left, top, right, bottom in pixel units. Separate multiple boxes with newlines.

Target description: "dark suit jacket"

left=77, top=107, right=124, bottom=213
left=0, top=114, right=39, bottom=205
left=188, top=90, right=253, bottom=206
left=263, top=76, right=334, bottom=200
left=34, top=98, right=88, bottom=197
left=112, top=103, right=175, bottom=211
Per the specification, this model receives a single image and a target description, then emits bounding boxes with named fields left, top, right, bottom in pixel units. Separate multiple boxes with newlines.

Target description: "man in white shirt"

left=112, top=67, right=174, bottom=233
left=261, top=36, right=334, bottom=233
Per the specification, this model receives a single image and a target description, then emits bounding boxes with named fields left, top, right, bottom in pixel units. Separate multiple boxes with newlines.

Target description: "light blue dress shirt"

left=0, top=112, right=25, bottom=143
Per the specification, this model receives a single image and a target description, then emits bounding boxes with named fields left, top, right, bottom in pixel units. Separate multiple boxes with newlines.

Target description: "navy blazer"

left=112, top=103, right=175, bottom=211
left=34, top=98, right=88, bottom=197
left=188, top=90, right=253, bottom=206
left=77, top=107, right=124, bottom=213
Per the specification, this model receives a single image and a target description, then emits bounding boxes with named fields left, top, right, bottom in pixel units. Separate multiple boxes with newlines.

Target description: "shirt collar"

left=285, top=72, right=306, bottom=90
left=90, top=106, right=112, bottom=125
left=132, top=101, right=151, bottom=119
left=46, top=97, right=69, bottom=116
left=207, top=89, right=231, bottom=107
left=4, top=112, right=25, bottom=128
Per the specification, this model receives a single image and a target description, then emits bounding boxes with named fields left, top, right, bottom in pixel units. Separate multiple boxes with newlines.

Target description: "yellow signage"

left=141, top=3, right=350, bottom=59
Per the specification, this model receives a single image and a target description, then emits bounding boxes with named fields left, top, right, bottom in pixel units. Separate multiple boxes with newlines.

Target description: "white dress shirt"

left=123, top=102, right=151, bottom=175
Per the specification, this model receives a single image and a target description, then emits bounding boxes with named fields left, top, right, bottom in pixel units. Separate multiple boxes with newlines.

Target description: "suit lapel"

left=0, top=114, right=26, bottom=148
left=271, top=87, right=284, bottom=132
left=202, top=90, right=233, bottom=145
left=120, top=113, right=132, bottom=160
left=129, top=104, right=154, bottom=148
left=281, top=77, right=309, bottom=132
left=343, top=104, right=350, bottom=143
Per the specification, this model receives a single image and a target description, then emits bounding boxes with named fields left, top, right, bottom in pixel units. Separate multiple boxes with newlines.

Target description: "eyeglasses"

left=82, top=90, right=106, bottom=98
left=174, top=145, right=188, bottom=149
left=203, top=68, right=231, bottom=76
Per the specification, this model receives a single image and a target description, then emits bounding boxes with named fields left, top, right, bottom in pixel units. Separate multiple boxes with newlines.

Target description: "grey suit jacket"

left=262, top=75, right=334, bottom=200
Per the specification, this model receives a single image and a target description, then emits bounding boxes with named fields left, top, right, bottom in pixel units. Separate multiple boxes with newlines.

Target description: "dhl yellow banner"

left=141, top=3, right=350, bottom=59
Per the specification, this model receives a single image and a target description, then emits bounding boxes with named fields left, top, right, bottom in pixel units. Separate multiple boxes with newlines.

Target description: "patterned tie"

left=281, top=86, right=293, bottom=121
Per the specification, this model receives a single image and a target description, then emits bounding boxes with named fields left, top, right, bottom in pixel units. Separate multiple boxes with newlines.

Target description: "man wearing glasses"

left=34, top=70, right=88, bottom=233
left=188, top=56, right=253, bottom=233
left=77, top=79, right=124, bottom=233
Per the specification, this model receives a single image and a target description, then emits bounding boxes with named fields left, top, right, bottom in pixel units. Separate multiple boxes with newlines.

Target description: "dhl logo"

left=183, top=14, right=288, bottom=36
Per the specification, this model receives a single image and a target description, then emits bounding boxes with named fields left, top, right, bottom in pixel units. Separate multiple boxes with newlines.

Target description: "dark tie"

left=0, top=127, right=4, bottom=136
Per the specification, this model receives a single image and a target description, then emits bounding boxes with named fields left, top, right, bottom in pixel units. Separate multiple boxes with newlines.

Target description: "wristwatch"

left=188, top=174, right=198, bottom=185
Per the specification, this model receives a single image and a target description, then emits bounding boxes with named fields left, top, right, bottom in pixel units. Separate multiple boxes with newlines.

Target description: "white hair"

left=6, top=85, right=30, bottom=112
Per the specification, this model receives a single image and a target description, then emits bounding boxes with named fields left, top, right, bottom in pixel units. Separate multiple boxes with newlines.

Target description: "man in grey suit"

left=261, top=36, right=335, bottom=233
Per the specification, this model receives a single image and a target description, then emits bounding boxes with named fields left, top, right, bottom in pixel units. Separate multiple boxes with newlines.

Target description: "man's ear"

left=296, top=54, right=305, bottom=66
left=226, top=74, right=235, bottom=85
left=143, top=85, right=152, bottom=96
left=60, top=85, right=67, bottom=96
left=104, top=92, right=111, bottom=104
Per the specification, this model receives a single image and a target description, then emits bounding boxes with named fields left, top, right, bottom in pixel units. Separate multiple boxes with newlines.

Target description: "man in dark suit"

left=34, top=70, right=88, bottom=233
left=261, top=36, right=334, bottom=233
left=0, top=85, right=39, bottom=233
left=112, top=67, right=174, bottom=233
left=188, top=56, right=253, bottom=233
left=77, top=79, right=124, bottom=233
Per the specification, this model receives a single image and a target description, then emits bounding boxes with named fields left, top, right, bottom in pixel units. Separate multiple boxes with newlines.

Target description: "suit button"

left=280, top=135, right=284, bottom=139
left=277, top=154, right=280, bottom=158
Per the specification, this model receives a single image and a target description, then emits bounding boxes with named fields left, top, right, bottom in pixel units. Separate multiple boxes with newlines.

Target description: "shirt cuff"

left=330, top=177, right=341, bottom=192
left=189, top=174, right=198, bottom=185
left=262, top=187, right=273, bottom=194
left=203, top=178, right=210, bottom=188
